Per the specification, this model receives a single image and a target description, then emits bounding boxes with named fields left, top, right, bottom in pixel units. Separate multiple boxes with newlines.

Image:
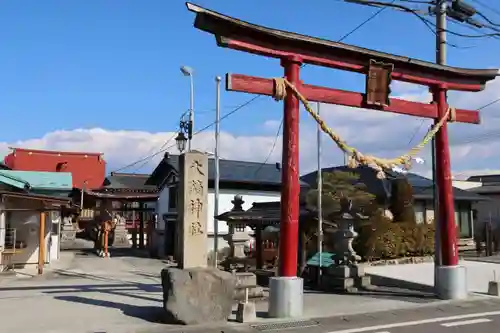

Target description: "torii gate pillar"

left=268, top=56, right=304, bottom=319
left=433, top=87, right=468, bottom=299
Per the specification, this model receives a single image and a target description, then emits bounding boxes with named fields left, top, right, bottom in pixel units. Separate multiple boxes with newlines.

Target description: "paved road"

left=220, top=297, right=500, bottom=333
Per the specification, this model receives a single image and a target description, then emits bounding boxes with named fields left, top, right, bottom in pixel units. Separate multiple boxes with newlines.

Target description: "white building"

left=146, top=154, right=309, bottom=257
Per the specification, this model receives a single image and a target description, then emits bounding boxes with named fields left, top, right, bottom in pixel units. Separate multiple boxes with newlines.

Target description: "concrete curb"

left=368, top=273, right=435, bottom=293
left=135, top=296, right=500, bottom=333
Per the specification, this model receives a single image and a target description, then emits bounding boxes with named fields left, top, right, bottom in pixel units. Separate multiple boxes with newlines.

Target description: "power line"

left=131, top=130, right=180, bottom=173
left=477, top=96, right=500, bottom=110
left=406, top=119, right=427, bottom=146
left=337, top=0, right=395, bottom=42
left=346, top=0, right=471, bottom=48
left=258, top=1, right=392, bottom=168
left=471, top=0, right=500, bottom=17
left=111, top=111, right=189, bottom=173
left=348, top=0, right=500, bottom=38
left=253, top=119, right=284, bottom=177
left=116, top=95, right=263, bottom=171
left=124, top=1, right=393, bottom=173
left=111, top=131, right=179, bottom=173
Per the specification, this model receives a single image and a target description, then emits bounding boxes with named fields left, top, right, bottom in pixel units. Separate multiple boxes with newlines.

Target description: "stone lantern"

left=224, top=195, right=251, bottom=259
left=323, top=198, right=371, bottom=292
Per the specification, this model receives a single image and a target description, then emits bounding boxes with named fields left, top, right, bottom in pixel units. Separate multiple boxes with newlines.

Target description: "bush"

left=390, top=177, right=416, bottom=224
left=354, top=214, right=434, bottom=261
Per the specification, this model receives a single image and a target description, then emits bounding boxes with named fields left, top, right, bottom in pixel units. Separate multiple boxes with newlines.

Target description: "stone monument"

left=60, top=215, right=77, bottom=247
left=112, top=214, right=130, bottom=248
left=162, top=151, right=236, bottom=324
left=176, top=150, right=209, bottom=269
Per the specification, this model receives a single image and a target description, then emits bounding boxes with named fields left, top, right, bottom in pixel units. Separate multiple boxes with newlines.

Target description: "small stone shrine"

left=112, top=214, right=130, bottom=247
left=322, top=198, right=372, bottom=292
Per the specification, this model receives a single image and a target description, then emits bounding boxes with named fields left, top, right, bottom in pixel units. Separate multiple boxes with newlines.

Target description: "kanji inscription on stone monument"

left=177, top=151, right=209, bottom=268
left=190, top=159, right=205, bottom=175
left=189, top=198, right=203, bottom=219
left=189, top=179, right=203, bottom=195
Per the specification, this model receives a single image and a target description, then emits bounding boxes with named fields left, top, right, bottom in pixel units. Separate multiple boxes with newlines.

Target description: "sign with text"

left=365, top=60, right=394, bottom=107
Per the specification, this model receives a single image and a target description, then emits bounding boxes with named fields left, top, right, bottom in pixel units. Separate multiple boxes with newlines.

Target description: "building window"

left=455, top=202, right=472, bottom=239
left=414, top=201, right=425, bottom=224
left=168, top=187, right=177, bottom=210
left=80, top=209, right=94, bottom=220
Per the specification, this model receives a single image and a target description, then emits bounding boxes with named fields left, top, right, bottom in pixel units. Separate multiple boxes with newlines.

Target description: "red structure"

left=4, top=148, right=106, bottom=189
left=186, top=4, right=497, bottom=277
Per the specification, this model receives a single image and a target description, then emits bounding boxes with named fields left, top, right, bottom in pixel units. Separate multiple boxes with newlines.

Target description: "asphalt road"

left=231, top=297, right=500, bottom=333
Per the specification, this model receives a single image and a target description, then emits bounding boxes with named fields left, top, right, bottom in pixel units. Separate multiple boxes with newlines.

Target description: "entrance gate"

left=186, top=3, right=498, bottom=302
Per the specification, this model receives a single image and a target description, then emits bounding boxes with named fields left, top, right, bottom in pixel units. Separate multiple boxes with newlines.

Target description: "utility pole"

left=432, top=0, right=446, bottom=285
left=213, top=76, right=222, bottom=266
left=316, top=102, right=323, bottom=284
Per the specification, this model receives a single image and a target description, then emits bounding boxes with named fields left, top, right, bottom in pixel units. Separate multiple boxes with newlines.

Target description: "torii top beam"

left=186, top=2, right=498, bottom=92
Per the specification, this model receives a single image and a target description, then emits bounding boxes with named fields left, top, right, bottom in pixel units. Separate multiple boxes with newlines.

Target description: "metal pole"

left=214, top=76, right=221, bottom=266
left=80, top=182, right=85, bottom=210
left=316, top=102, right=323, bottom=283
left=188, top=74, right=195, bottom=151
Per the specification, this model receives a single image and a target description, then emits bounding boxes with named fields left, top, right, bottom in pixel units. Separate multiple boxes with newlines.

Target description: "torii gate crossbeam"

left=186, top=2, right=498, bottom=308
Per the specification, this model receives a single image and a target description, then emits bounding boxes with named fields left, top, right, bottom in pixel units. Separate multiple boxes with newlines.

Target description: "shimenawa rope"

left=272, top=77, right=456, bottom=179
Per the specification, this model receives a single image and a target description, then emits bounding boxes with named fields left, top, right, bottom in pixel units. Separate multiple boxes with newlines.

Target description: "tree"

left=306, top=171, right=376, bottom=217
left=389, top=177, right=416, bottom=223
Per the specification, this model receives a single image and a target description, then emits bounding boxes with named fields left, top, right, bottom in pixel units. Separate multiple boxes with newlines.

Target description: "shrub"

left=354, top=213, right=434, bottom=261
left=390, top=177, right=416, bottom=224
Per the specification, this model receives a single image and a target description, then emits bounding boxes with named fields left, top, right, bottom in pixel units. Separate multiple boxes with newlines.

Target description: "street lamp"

left=180, top=66, right=193, bottom=76
left=180, top=65, right=194, bottom=151
left=175, top=132, right=188, bottom=153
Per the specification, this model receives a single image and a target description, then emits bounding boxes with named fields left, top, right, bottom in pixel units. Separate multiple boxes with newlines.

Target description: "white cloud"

left=2, top=77, right=500, bottom=179
left=262, top=119, right=282, bottom=131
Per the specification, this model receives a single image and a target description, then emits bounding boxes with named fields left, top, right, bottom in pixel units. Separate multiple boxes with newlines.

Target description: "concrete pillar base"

left=435, top=265, right=468, bottom=300
left=268, top=276, right=303, bottom=318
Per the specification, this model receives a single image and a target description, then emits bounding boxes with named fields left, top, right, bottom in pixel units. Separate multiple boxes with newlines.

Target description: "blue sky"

left=1, top=0, right=500, bottom=175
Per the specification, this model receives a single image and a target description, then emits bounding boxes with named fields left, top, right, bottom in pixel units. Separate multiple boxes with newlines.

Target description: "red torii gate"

left=186, top=3, right=497, bottom=299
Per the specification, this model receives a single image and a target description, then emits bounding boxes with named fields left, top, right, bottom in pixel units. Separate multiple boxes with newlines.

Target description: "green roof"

left=0, top=171, right=72, bottom=191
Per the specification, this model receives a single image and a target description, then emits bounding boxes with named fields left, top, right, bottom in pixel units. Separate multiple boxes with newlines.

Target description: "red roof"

left=4, top=148, right=106, bottom=190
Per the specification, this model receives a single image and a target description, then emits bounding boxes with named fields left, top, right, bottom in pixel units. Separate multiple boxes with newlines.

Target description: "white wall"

left=9, top=211, right=51, bottom=266
left=49, top=212, right=61, bottom=261
left=207, top=189, right=280, bottom=235
left=156, top=186, right=170, bottom=231
left=452, top=180, right=482, bottom=190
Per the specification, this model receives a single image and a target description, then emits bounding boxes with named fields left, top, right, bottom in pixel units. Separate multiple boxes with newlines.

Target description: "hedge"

left=354, top=214, right=435, bottom=261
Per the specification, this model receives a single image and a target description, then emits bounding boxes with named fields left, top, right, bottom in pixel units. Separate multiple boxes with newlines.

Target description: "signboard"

left=365, top=60, right=394, bottom=107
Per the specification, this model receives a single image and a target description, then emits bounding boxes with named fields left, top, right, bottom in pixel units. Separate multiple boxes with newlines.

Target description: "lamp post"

left=180, top=65, right=194, bottom=151
left=213, top=76, right=221, bottom=265
left=175, top=131, right=188, bottom=153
